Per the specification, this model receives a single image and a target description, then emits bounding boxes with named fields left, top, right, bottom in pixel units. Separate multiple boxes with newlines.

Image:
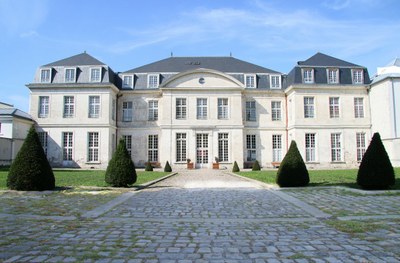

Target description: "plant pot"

left=213, top=163, right=219, bottom=169
left=187, top=162, right=194, bottom=169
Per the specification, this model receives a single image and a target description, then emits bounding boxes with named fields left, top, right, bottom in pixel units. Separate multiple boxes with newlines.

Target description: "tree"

left=105, top=139, right=137, bottom=187
left=232, top=161, right=240, bottom=172
left=7, top=126, right=55, bottom=191
left=357, top=133, right=395, bottom=190
left=164, top=161, right=172, bottom=172
left=145, top=161, right=153, bottom=171
left=252, top=160, right=261, bottom=171
left=276, top=140, right=309, bottom=187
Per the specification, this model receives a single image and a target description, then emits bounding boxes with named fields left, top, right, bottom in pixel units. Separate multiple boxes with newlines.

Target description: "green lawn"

left=237, top=168, right=400, bottom=189
left=0, top=167, right=170, bottom=190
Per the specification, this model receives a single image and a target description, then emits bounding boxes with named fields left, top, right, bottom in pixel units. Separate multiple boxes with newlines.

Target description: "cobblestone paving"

left=1, top=170, right=400, bottom=262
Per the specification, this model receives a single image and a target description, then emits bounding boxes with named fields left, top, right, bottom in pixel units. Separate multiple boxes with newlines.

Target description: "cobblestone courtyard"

left=1, top=170, right=400, bottom=262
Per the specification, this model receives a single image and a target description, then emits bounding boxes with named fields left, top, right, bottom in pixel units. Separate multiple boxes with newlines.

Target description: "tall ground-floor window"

left=148, top=135, right=159, bottom=162
left=37, top=131, right=48, bottom=156
left=246, top=134, right=256, bottom=161
left=272, top=134, right=282, bottom=162
left=123, top=135, right=132, bottom=157
left=305, top=133, right=316, bottom=162
left=176, top=133, right=187, bottom=162
left=218, top=133, right=229, bottom=162
left=88, top=132, right=99, bottom=162
left=331, top=133, right=342, bottom=162
left=63, top=132, right=73, bottom=161
left=356, top=132, right=366, bottom=162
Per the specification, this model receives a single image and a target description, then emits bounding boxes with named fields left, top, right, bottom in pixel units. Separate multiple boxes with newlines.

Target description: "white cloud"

left=19, top=30, right=39, bottom=38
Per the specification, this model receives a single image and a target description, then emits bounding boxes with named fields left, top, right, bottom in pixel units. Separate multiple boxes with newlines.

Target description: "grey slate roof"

left=123, top=57, right=281, bottom=74
left=298, top=52, right=362, bottom=68
left=0, top=108, right=32, bottom=121
left=43, top=52, right=106, bottom=67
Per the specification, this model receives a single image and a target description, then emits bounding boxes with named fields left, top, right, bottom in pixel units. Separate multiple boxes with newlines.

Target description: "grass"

left=324, top=220, right=380, bottom=234
left=0, top=167, right=170, bottom=190
left=237, top=168, right=400, bottom=189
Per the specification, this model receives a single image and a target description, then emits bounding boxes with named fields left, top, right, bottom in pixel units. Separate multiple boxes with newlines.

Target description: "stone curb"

left=97, top=217, right=318, bottom=223
left=0, top=213, right=77, bottom=221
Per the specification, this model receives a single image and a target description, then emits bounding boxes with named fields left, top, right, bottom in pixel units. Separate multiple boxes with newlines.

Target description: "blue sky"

left=1, top=0, right=400, bottom=112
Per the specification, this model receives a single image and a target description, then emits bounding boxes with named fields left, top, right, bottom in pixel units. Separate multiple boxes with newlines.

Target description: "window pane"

left=64, top=96, right=74, bottom=118
left=39, top=96, right=49, bottom=118
left=89, top=96, right=100, bottom=118
left=176, top=98, right=187, bottom=119
left=304, top=97, right=314, bottom=118
left=271, top=101, right=281, bottom=121
left=218, top=98, right=228, bottom=119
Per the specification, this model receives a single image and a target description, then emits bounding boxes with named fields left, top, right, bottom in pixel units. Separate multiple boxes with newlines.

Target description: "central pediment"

left=160, top=68, right=244, bottom=90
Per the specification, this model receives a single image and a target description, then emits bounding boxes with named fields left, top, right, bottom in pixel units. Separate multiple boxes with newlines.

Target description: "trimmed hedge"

left=252, top=160, right=261, bottom=171
left=232, top=161, right=240, bottom=172
left=145, top=161, right=154, bottom=172
left=164, top=161, right=172, bottom=172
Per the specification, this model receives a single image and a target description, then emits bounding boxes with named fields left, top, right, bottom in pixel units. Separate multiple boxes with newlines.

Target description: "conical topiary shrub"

left=105, top=138, right=137, bottom=187
left=145, top=161, right=153, bottom=171
left=276, top=140, right=309, bottom=187
left=7, top=126, right=55, bottom=191
left=232, top=161, right=240, bottom=172
left=164, top=161, right=172, bottom=172
left=252, top=160, right=261, bottom=171
left=357, top=133, right=395, bottom=190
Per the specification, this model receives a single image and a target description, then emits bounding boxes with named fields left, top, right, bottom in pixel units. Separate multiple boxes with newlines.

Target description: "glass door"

left=196, top=133, right=209, bottom=168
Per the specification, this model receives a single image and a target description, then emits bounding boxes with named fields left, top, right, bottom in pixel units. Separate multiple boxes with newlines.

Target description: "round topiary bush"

left=145, top=161, right=153, bottom=172
left=105, top=138, right=137, bottom=187
left=7, top=126, right=55, bottom=191
left=357, top=132, right=395, bottom=190
left=232, top=161, right=240, bottom=172
left=276, top=140, right=309, bottom=187
left=252, top=160, right=261, bottom=171
left=164, top=161, right=172, bottom=172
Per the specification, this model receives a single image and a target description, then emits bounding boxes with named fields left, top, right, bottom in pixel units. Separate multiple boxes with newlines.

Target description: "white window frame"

left=40, top=68, right=52, bottom=83
left=331, top=133, right=342, bottom=162
left=245, top=74, right=256, bottom=89
left=90, top=67, right=102, bottom=82
left=65, top=68, right=76, bottom=83
left=327, top=68, right=339, bottom=84
left=270, top=75, right=281, bottom=89
left=148, top=100, right=158, bottom=121
left=37, top=131, right=48, bottom=156
left=218, top=98, right=229, bottom=119
left=305, top=133, right=316, bottom=162
left=272, top=134, right=282, bottom=162
left=356, top=132, right=366, bottom=162
left=63, top=132, right=73, bottom=161
left=148, top=74, right=159, bottom=89
left=302, top=68, right=314, bottom=84
left=304, top=97, right=315, bottom=118
left=329, top=97, right=340, bottom=118
left=176, top=98, right=187, bottom=120
left=123, top=135, right=132, bottom=157
left=122, top=75, right=134, bottom=89
left=352, top=69, right=364, bottom=84
left=354, top=97, right=364, bottom=118
left=39, top=96, right=49, bottom=118
left=271, top=101, right=282, bottom=121
left=88, top=132, right=99, bottom=162
left=197, top=98, right=207, bottom=120
left=63, top=96, right=75, bottom=118
left=148, top=135, right=159, bottom=162
left=176, top=133, right=187, bottom=162
left=218, top=133, right=229, bottom=162
left=88, top=96, right=100, bottom=118
left=122, top=101, right=133, bottom=122
left=246, top=134, right=256, bottom=162
left=246, top=100, right=256, bottom=122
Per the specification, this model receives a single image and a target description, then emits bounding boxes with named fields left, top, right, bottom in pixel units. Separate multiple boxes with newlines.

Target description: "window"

left=270, top=75, right=281, bottom=89
left=303, top=68, right=314, bottom=83
left=352, top=69, right=363, bottom=84
left=305, top=133, right=316, bottom=162
left=331, top=133, right=342, bottom=162
left=176, top=133, right=187, bottom=162
left=148, top=74, right=159, bottom=89
left=271, top=101, right=282, bottom=121
left=304, top=97, right=315, bottom=118
left=88, top=132, right=99, bottom=162
left=123, top=135, right=132, bottom=157
left=246, top=101, right=256, bottom=122
left=176, top=98, right=187, bottom=119
left=65, top=68, right=76, bottom=83
left=112, top=99, right=116, bottom=121
left=122, top=101, right=133, bottom=122
left=40, top=68, right=51, bottom=83
left=245, top=74, right=256, bottom=88
left=327, top=68, right=339, bottom=84
left=197, top=98, right=207, bottom=120
left=148, top=135, right=158, bottom=162
left=89, top=96, right=100, bottom=118
left=123, top=75, right=134, bottom=89
left=329, top=97, right=340, bottom=118
left=63, top=132, right=73, bottom=161
left=39, top=96, right=49, bottom=118
left=63, top=96, right=74, bottom=118
left=218, top=133, right=229, bottom=162
left=356, top=132, right=366, bottom=162
left=246, top=134, right=256, bottom=161
left=218, top=98, right=229, bottom=119
left=37, top=132, right=48, bottom=155
left=90, top=68, right=101, bottom=82
left=148, top=100, right=158, bottom=121
left=272, top=134, right=282, bottom=162
left=354, top=98, right=364, bottom=118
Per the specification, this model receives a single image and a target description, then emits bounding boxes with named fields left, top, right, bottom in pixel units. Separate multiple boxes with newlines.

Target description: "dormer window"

left=65, top=68, right=76, bottom=83
left=148, top=74, right=159, bottom=89
left=90, top=67, right=101, bottom=82
left=122, top=75, right=134, bottom=89
left=327, top=68, right=339, bottom=84
left=270, top=75, right=281, bottom=89
left=302, top=68, right=314, bottom=84
left=245, top=74, right=256, bottom=88
left=352, top=69, right=363, bottom=84
left=40, top=68, right=51, bottom=83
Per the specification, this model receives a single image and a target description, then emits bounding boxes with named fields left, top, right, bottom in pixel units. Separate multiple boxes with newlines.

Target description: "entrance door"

left=196, top=133, right=209, bottom=168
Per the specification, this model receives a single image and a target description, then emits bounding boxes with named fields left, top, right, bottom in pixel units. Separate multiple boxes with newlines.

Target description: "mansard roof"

left=124, top=56, right=281, bottom=74
left=43, top=52, right=106, bottom=67
left=0, top=108, right=32, bottom=121
left=297, top=52, right=363, bottom=68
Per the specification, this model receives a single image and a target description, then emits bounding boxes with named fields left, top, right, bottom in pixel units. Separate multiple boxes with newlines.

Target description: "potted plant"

left=213, top=157, right=219, bottom=169
left=187, top=159, right=194, bottom=169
